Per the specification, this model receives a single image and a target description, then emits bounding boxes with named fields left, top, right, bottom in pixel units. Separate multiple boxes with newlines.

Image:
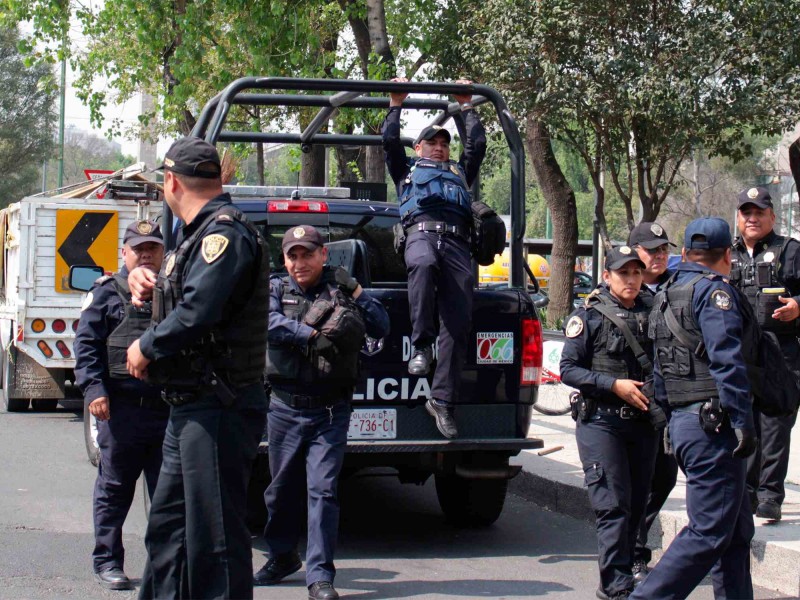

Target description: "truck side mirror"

left=69, top=265, right=105, bottom=292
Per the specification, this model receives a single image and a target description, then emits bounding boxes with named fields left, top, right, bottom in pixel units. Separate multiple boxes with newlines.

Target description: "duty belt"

left=408, top=221, right=469, bottom=241
left=161, top=390, right=197, bottom=407
left=116, top=395, right=169, bottom=411
left=595, top=401, right=647, bottom=420
left=272, top=388, right=347, bottom=410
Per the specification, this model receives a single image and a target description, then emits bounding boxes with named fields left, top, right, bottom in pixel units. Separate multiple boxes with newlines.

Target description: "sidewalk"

left=510, top=413, right=800, bottom=597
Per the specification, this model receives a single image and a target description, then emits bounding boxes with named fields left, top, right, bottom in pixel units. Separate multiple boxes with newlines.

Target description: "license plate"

left=577, top=293, right=588, bottom=298
left=348, top=408, right=397, bottom=439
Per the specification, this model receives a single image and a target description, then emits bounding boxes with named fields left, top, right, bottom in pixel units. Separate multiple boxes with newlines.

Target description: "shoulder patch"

left=565, top=315, right=584, bottom=338
left=711, top=289, right=732, bottom=311
left=164, top=253, right=177, bottom=276
left=81, top=292, right=94, bottom=312
left=215, top=213, right=235, bottom=224
left=201, top=234, right=229, bottom=263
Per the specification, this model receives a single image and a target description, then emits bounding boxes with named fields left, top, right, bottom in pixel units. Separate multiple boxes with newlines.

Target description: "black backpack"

left=471, top=201, right=506, bottom=266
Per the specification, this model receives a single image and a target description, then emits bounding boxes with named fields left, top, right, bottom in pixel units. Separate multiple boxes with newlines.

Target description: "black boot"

left=308, top=581, right=339, bottom=599
left=94, top=568, right=133, bottom=591
left=408, top=345, right=434, bottom=376
left=426, top=399, right=458, bottom=438
left=253, top=551, right=302, bottom=586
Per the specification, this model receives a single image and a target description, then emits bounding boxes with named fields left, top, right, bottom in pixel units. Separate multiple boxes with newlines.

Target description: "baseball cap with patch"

left=282, top=225, right=324, bottom=253
left=155, top=137, right=221, bottom=179
left=415, top=125, right=452, bottom=146
left=737, top=186, right=773, bottom=210
left=605, top=245, right=646, bottom=271
left=124, top=220, right=163, bottom=247
left=684, top=217, right=732, bottom=250
left=628, top=221, right=676, bottom=249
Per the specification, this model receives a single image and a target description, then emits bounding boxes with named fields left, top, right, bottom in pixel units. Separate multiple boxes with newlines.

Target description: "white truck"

left=0, top=175, right=160, bottom=412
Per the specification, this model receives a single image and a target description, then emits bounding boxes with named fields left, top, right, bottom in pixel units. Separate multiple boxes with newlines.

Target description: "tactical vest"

left=586, top=292, right=652, bottom=385
left=650, top=272, right=721, bottom=405
left=265, top=268, right=364, bottom=392
left=398, top=158, right=471, bottom=221
left=105, top=273, right=153, bottom=379
left=731, top=236, right=796, bottom=335
left=150, top=204, right=270, bottom=388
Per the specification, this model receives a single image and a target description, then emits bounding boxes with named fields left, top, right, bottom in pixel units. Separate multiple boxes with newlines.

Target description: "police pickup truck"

left=180, top=77, right=545, bottom=527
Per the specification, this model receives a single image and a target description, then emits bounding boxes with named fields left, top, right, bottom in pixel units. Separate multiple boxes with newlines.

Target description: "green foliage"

left=0, top=25, right=56, bottom=207
left=456, top=0, right=800, bottom=223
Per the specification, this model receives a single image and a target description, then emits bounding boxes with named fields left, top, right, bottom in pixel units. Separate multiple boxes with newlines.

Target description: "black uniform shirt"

left=75, top=267, right=160, bottom=403
left=139, top=194, right=260, bottom=361
left=732, top=230, right=800, bottom=306
left=559, top=286, right=650, bottom=403
left=268, top=273, right=390, bottom=350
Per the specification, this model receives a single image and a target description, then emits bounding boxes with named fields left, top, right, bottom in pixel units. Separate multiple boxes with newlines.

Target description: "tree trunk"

left=298, top=112, right=327, bottom=186
left=365, top=0, right=393, bottom=66
left=526, top=116, right=578, bottom=327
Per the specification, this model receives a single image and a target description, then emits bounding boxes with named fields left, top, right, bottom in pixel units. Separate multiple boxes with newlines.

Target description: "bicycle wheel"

left=533, top=382, right=573, bottom=416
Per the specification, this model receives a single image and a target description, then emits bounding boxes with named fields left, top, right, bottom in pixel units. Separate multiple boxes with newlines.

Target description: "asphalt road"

left=0, top=403, right=788, bottom=600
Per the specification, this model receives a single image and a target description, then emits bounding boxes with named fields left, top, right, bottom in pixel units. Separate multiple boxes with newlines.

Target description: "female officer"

left=559, top=246, right=660, bottom=600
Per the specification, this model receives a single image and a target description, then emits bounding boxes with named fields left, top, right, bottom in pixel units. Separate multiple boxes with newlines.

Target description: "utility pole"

left=57, top=36, right=66, bottom=188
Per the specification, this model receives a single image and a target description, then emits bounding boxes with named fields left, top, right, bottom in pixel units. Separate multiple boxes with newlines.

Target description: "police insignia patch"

left=165, top=253, right=176, bottom=276
left=136, top=221, right=153, bottom=234
left=747, top=187, right=759, bottom=199
left=620, top=245, right=632, bottom=255
left=450, top=164, right=459, bottom=175
left=201, top=235, right=229, bottom=263
left=650, top=223, right=663, bottom=236
left=711, top=289, right=732, bottom=310
left=565, top=315, right=584, bottom=338
left=293, top=227, right=305, bottom=239
left=81, top=292, right=93, bottom=312
left=763, top=251, right=775, bottom=263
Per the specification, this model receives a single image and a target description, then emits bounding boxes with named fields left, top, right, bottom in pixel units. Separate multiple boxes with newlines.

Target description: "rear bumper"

left=257, top=437, right=543, bottom=454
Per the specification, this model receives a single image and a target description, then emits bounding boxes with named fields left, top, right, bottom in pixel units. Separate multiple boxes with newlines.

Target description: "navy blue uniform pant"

left=630, top=411, right=754, bottom=600
left=747, top=407, right=798, bottom=507
left=93, top=400, right=168, bottom=573
left=138, top=385, right=267, bottom=600
left=633, top=436, right=679, bottom=563
left=404, top=230, right=473, bottom=404
left=576, top=411, right=658, bottom=596
left=263, top=397, right=350, bottom=586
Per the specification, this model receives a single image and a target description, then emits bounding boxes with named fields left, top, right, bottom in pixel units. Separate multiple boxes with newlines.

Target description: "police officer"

left=626, top=222, right=679, bottom=582
left=74, top=220, right=167, bottom=591
left=254, top=225, right=389, bottom=600
left=126, top=137, right=270, bottom=599
left=560, top=246, right=660, bottom=600
left=731, top=186, right=800, bottom=522
left=382, top=77, right=486, bottom=438
left=630, top=217, right=757, bottom=600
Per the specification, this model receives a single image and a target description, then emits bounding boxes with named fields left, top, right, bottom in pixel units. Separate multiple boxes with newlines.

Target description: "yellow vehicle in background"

left=479, top=248, right=551, bottom=289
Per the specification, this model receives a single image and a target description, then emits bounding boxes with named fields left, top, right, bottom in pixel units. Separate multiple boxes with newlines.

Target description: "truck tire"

left=84, top=402, right=101, bottom=467
left=1, top=347, right=29, bottom=412
left=434, top=474, right=508, bottom=528
left=31, top=399, right=58, bottom=412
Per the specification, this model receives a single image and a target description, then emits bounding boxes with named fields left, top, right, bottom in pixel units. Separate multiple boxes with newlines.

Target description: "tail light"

left=37, top=341, right=53, bottom=359
left=31, top=319, right=46, bottom=333
left=268, top=200, right=329, bottom=213
left=52, top=319, right=66, bottom=333
left=55, top=341, right=71, bottom=358
left=521, top=317, right=543, bottom=386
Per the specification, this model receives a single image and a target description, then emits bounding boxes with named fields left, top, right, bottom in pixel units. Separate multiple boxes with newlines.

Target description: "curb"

left=509, top=458, right=800, bottom=597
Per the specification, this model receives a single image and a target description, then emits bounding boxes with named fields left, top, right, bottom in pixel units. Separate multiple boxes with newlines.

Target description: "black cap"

left=415, top=125, right=451, bottom=146
left=737, top=186, right=773, bottom=210
left=282, top=225, right=324, bottom=253
left=605, top=245, right=646, bottom=271
left=628, top=221, right=676, bottom=249
left=156, top=137, right=221, bottom=179
left=684, top=217, right=732, bottom=250
left=123, top=220, right=163, bottom=247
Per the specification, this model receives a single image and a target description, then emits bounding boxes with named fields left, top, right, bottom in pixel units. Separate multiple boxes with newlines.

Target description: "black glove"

left=309, top=333, right=337, bottom=359
left=334, top=267, right=359, bottom=296
left=732, top=428, right=758, bottom=459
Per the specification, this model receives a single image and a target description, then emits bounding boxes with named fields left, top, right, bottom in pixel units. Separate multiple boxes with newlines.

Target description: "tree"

left=0, top=26, right=56, bottom=207
left=453, top=0, right=800, bottom=323
left=41, top=127, right=136, bottom=189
